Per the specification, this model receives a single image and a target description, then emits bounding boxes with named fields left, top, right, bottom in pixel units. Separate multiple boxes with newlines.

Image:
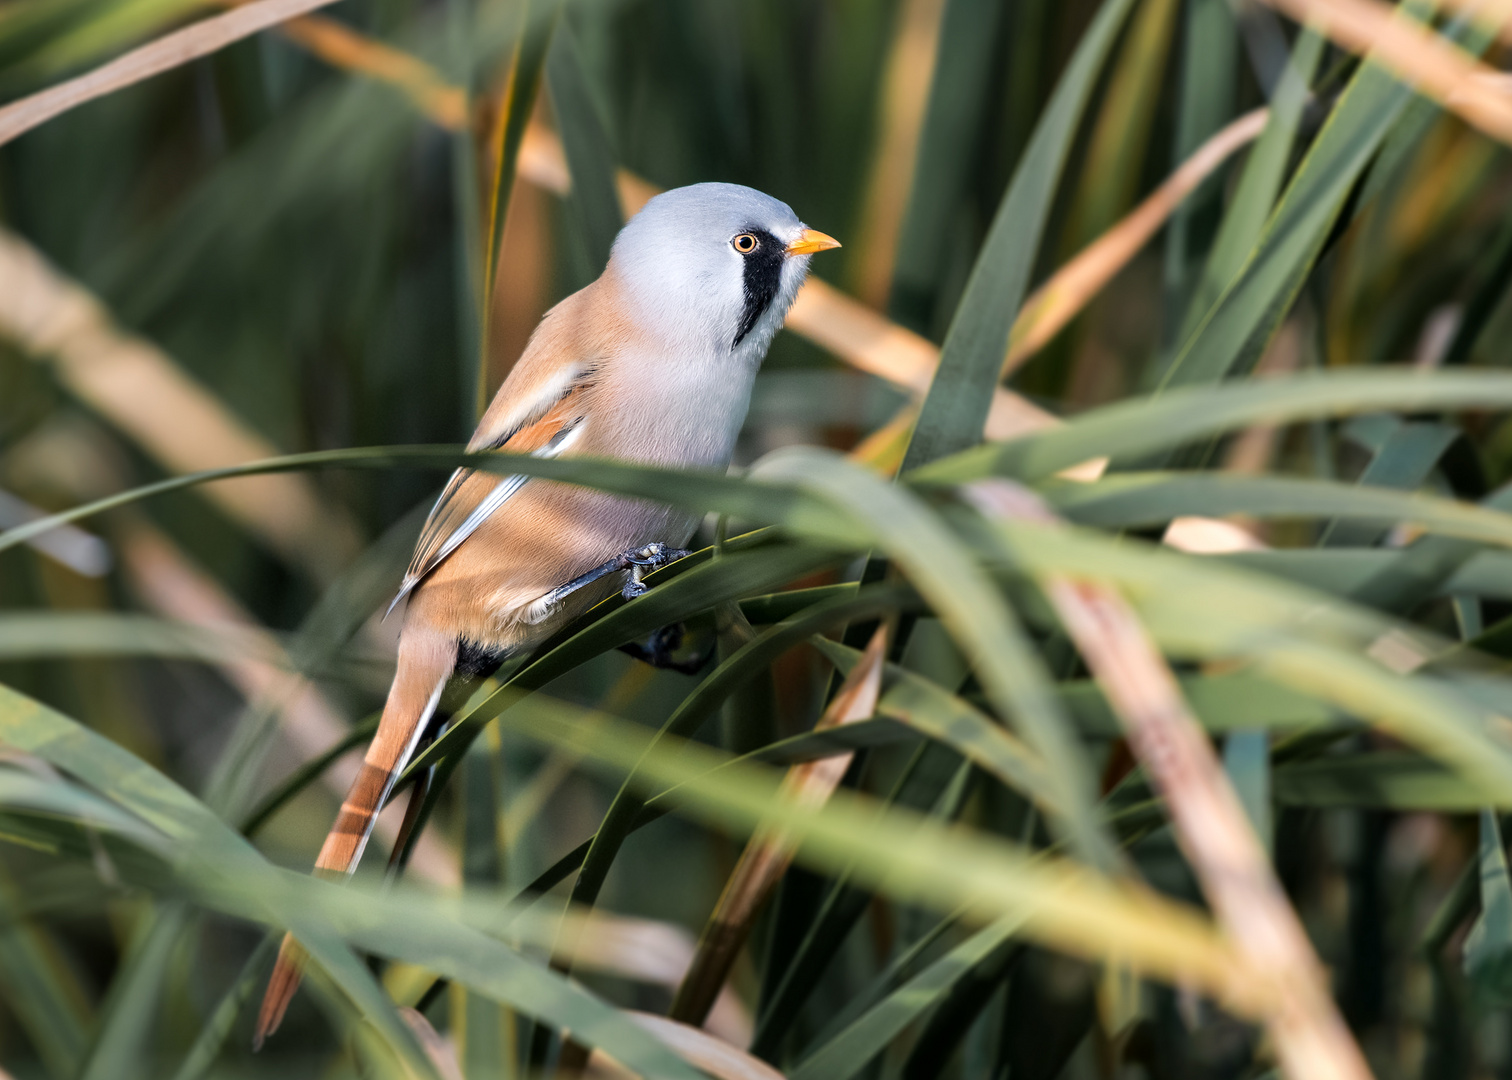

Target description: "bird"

left=254, top=182, right=839, bottom=1044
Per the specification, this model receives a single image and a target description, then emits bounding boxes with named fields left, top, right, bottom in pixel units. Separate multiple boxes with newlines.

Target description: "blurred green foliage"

left=7, top=0, right=1512, bottom=1077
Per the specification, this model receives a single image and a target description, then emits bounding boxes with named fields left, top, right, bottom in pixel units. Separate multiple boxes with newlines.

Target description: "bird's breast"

left=591, top=347, right=758, bottom=470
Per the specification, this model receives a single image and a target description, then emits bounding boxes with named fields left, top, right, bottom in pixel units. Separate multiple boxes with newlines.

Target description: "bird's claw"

left=619, top=543, right=689, bottom=601
left=537, top=542, right=692, bottom=615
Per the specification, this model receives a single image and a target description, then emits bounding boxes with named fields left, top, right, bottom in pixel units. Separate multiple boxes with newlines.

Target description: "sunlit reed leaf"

left=1042, top=470, right=1512, bottom=547
left=753, top=447, right=1118, bottom=870
left=966, top=480, right=1370, bottom=1080
left=919, top=369, right=1512, bottom=483
left=0, top=685, right=714, bottom=1079
left=812, top=636, right=1054, bottom=809
left=976, top=515, right=1512, bottom=805
left=485, top=693, right=1269, bottom=1016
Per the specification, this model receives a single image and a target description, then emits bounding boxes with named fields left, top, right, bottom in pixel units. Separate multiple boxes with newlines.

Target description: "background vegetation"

left=5, top=0, right=1512, bottom=1076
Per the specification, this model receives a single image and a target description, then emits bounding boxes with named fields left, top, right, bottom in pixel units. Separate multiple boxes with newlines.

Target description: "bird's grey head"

left=608, top=182, right=839, bottom=360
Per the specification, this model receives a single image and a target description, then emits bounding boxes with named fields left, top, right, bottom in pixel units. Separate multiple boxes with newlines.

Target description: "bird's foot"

left=534, top=543, right=691, bottom=615
left=619, top=622, right=714, bottom=674
left=617, top=543, right=691, bottom=601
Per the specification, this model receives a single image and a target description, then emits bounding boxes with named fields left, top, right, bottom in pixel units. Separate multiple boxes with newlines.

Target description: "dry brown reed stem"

left=0, top=228, right=364, bottom=583
left=850, top=0, right=948, bottom=307
left=1256, top=0, right=1512, bottom=147
left=668, top=623, right=889, bottom=1029
left=585, top=1012, right=786, bottom=1080
left=1006, top=107, right=1271, bottom=373
left=0, top=0, right=343, bottom=148
left=1439, top=0, right=1512, bottom=44
left=780, top=279, right=1062, bottom=440
left=965, top=478, right=1371, bottom=1080
left=280, top=15, right=467, bottom=128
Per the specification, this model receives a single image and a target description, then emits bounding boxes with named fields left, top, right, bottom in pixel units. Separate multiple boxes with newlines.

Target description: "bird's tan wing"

left=389, top=364, right=597, bottom=612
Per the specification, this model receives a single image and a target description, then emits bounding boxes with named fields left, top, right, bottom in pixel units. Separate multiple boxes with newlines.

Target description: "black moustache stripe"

left=734, top=228, right=784, bottom=348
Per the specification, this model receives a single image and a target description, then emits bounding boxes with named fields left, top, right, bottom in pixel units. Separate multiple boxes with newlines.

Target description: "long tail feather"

left=254, top=625, right=456, bottom=1047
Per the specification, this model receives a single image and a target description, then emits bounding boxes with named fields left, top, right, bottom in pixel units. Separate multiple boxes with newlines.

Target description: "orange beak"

left=786, top=228, right=842, bottom=256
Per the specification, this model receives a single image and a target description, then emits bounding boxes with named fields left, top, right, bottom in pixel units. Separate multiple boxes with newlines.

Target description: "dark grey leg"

left=535, top=542, right=690, bottom=613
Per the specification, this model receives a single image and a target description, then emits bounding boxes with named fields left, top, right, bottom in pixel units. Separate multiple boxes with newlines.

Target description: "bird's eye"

left=732, top=233, right=760, bottom=254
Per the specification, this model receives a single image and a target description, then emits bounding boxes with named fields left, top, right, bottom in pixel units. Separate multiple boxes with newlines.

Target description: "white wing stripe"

left=386, top=420, right=586, bottom=614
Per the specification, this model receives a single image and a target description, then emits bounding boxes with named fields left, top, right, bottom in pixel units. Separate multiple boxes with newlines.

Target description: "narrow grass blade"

left=812, top=636, right=1054, bottom=809
left=491, top=694, right=1269, bottom=1018
left=589, top=1012, right=786, bottom=1080
left=1041, top=470, right=1512, bottom=548
left=1161, top=0, right=1238, bottom=344
left=888, top=0, right=1008, bottom=329
left=76, top=904, right=194, bottom=1080
left=916, top=369, right=1512, bottom=484
left=670, top=624, right=889, bottom=1026
left=749, top=742, right=967, bottom=1058
left=550, top=585, right=913, bottom=957
left=0, top=227, right=363, bottom=582
left=1465, top=812, right=1512, bottom=1001
left=1156, top=1, right=1436, bottom=399
left=167, top=937, right=276, bottom=1080
left=481, top=0, right=555, bottom=395
left=0, top=686, right=708, bottom=1079
left=792, top=918, right=1022, bottom=1080
left=1062, top=0, right=1178, bottom=251
left=1259, top=0, right=1512, bottom=146
left=0, top=613, right=285, bottom=666
left=1175, top=28, right=1323, bottom=349
left=965, top=480, right=1371, bottom=1080
left=898, top=0, right=1136, bottom=471
left=754, top=447, right=1118, bottom=871
left=1007, top=107, right=1269, bottom=372
left=1223, top=730, right=1272, bottom=851
left=1272, top=752, right=1493, bottom=810
left=0, top=861, right=92, bottom=1078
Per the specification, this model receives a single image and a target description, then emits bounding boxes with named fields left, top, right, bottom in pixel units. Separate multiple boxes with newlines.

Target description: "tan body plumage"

left=254, top=183, right=837, bottom=1043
